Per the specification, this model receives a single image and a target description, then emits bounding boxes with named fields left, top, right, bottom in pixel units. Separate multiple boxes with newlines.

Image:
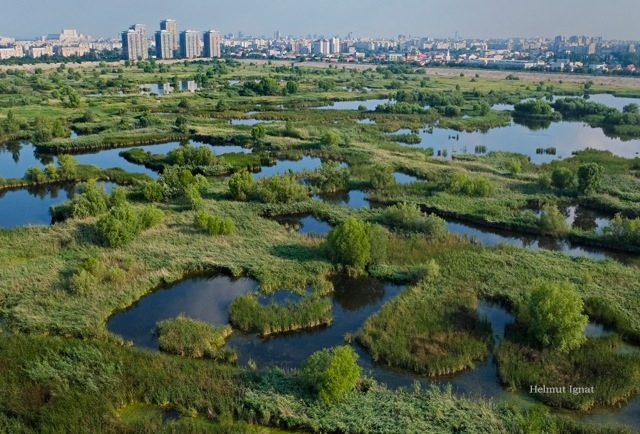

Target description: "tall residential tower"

left=155, top=30, right=174, bottom=59
left=203, top=30, right=221, bottom=58
left=180, top=30, right=201, bottom=59
left=160, top=19, right=178, bottom=56
left=122, top=24, right=148, bottom=60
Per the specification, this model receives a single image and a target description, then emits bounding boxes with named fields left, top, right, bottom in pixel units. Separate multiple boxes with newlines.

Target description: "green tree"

left=301, top=346, right=361, bottom=403
left=175, top=116, right=189, bottom=134
left=366, top=223, right=389, bottom=266
left=251, top=124, right=266, bottom=142
left=551, top=167, right=575, bottom=190
left=508, top=159, right=522, bottom=175
left=538, top=204, right=569, bottom=236
left=371, top=165, right=396, bottom=190
left=325, top=217, right=371, bottom=271
left=523, top=280, right=588, bottom=353
left=228, top=171, right=255, bottom=201
left=320, top=130, right=341, bottom=147
left=577, top=163, right=604, bottom=195
left=57, top=155, right=78, bottom=179
left=96, top=205, right=142, bottom=248
left=284, top=80, right=299, bottom=95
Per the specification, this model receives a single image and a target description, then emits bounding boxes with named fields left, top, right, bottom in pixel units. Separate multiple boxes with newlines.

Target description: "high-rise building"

left=122, top=24, right=149, bottom=60
left=203, top=30, right=221, bottom=58
left=180, top=30, right=201, bottom=59
left=155, top=30, right=174, bottom=59
left=160, top=19, right=178, bottom=55
left=312, top=39, right=330, bottom=55
left=329, top=37, right=341, bottom=54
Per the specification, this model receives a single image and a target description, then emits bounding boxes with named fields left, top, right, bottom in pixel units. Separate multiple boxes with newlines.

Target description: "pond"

left=314, top=98, right=391, bottom=111
left=0, top=141, right=248, bottom=180
left=253, top=156, right=345, bottom=180
left=394, top=172, right=419, bottom=184
left=0, top=181, right=115, bottom=229
left=140, top=80, right=198, bottom=95
left=273, top=215, right=332, bottom=235
left=313, top=190, right=371, bottom=209
left=390, top=120, right=640, bottom=163
left=107, top=273, right=640, bottom=428
left=228, top=119, right=283, bottom=126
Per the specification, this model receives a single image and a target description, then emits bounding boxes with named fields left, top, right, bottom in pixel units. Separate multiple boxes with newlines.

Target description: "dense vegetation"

left=1, top=59, right=639, bottom=433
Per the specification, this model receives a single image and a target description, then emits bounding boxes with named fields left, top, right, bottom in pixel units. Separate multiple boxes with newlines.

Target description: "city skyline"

left=1, top=0, right=638, bottom=41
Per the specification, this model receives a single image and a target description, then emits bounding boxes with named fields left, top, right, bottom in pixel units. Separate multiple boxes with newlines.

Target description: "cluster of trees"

left=375, top=102, right=426, bottom=115
left=241, top=77, right=280, bottom=96
left=376, top=203, right=445, bottom=235
left=602, top=214, right=640, bottom=247
left=324, top=217, right=389, bottom=272
left=24, top=155, right=78, bottom=184
left=96, top=203, right=164, bottom=247
left=394, top=89, right=465, bottom=108
left=31, top=116, right=71, bottom=143
left=448, top=172, right=495, bottom=197
left=0, top=110, right=21, bottom=137
left=308, top=162, right=349, bottom=193
left=370, top=166, right=396, bottom=190
left=537, top=204, right=570, bottom=236
left=513, top=100, right=562, bottom=121
left=554, top=97, right=640, bottom=129
left=167, top=143, right=222, bottom=168
left=194, top=211, right=235, bottom=236
left=228, top=172, right=309, bottom=204
left=150, top=167, right=209, bottom=209
left=544, top=163, right=604, bottom=195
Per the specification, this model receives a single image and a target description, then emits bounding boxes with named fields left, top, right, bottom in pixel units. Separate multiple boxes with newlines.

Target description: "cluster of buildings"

left=121, top=20, right=221, bottom=60
left=0, top=25, right=637, bottom=73
left=0, top=29, right=118, bottom=60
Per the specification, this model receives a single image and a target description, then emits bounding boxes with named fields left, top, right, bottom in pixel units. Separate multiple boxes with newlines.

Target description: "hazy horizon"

left=1, top=0, right=638, bottom=41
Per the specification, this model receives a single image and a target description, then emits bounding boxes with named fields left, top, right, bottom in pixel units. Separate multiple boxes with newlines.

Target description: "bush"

left=602, top=214, right=640, bottom=246
left=551, top=167, right=575, bottom=190
left=57, top=155, right=78, bottom=179
left=251, top=124, right=266, bottom=142
left=325, top=217, right=371, bottom=271
left=508, top=159, right=522, bottom=175
left=194, top=211, right=234, bottom=236
left=96, top=205, right=142, bottom=247
left=538, top=204, right=569, bottom=236
left=71, top=180, right=109, bottom=218
left=228, top=171, right=255, bottom=201
left=448, top=172, right=494, bottom=197
left=301, top=346, right=361, bottom=403
left=522, top=280, right=588, bottom=353
left=167, top=143, right=220, bottom=167
left=371, top=165, right=396, bottom=190
left=311, top=161, right=349, bottom=193
left=24, top=166, right=47, bottom=183
left=139, top=205, right=164, bottom=229
left=377, top=202, right=445, bottom=235
left=256, top=173, right=309, bottom=204
left=320, top=130, right=341, bottom=147
left=142, top=182, right=164, bottom=202
left=109, top=186, right=127, bottom=208
left=577, top=163, right=604, bottom=195
left=366, top=223, right=389, bottom=265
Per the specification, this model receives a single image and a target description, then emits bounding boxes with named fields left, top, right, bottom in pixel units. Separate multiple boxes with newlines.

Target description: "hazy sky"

left=1, top=0, right=637, bottom=40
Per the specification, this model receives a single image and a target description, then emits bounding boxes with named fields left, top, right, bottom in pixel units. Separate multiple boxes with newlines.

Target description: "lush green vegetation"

left=358, top=284, right=492, bottom=376
left=1, top=59, right=640, bottom=433
left=156, top=316, right=235, bottom=361
left=229, top=294, right=332, bottom=336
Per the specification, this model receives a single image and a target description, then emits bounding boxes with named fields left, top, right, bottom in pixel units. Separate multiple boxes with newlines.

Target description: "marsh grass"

left=156, top=315, right=235, bottom=362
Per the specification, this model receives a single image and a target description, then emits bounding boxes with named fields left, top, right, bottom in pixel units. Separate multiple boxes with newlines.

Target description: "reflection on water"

left=313, top=190, right=370, bottom=209
left=273, top=214, right=331, bottom=235
left=314, top=99, right=391, bottom=110
left=0, top=182, right=115, bottom=229
left=107, top=275, right=258, bottom=349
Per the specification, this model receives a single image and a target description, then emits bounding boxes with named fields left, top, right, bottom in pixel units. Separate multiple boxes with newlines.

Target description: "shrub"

left=184, top=184, right=204, bottom=210
left=301, top=346, right=361, bottom=403
left=142, top=182, right=164, bottom=202
left=139, top=205, right=164, bottom=229
left=371, top=165, right=396, bottom=190
left=448, top=172, right=494, bottom=197
left=312, top=161, right=349, bottom=193
left=538, top=204, right=569, bottom=236
left=551, top=167, right=575, bottom=190
left=24, top=166, right=47, bottom=183
left=256, top=173, right=308, bottom=204
left=194, top=211, right=234, bottom=236
left=228, top=171, right=255, bottom=201
left=508, top=159, right=522, bottom=175
left=57, top=155, right=78, bottom=179
left=377, top=202, right=445, bottom=235
left=251, top=124, right=266, bottom=142
left=109, top=187, right=127, bottom=208
left=320, top=130, right=341, bottom=147
left=71, top=181, right=109, bottom=218
left=366, top=223, right=389, bottom=265
left=602, top=214, right=640, bottom=246
left=577, top=163, right=604, bottom=195
left=167, top=143, right=220, bottom=167
left=522, top=280, right=588, bottom=353
left=325, top=217, right=371, bottom=271
left=96, top=205, right=142, bottom=247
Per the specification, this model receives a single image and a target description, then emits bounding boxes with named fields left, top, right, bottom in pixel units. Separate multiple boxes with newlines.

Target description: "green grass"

left=496, top=326, right=640, bottom=410
left=358, top=285, right=492, bottom=376
left=156, top=315, right=235, bottom=361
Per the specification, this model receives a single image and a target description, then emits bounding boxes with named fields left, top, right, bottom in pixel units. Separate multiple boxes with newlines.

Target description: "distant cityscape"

left=0, top=20, right=638, bottom=73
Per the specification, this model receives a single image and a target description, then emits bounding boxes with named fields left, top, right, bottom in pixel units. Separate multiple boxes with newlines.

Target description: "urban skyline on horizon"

left=1, top=0, right=638, bottom=42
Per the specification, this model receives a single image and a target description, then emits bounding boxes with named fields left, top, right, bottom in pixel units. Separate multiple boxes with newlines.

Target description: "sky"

left=0, top=0, right=637, bottom=41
